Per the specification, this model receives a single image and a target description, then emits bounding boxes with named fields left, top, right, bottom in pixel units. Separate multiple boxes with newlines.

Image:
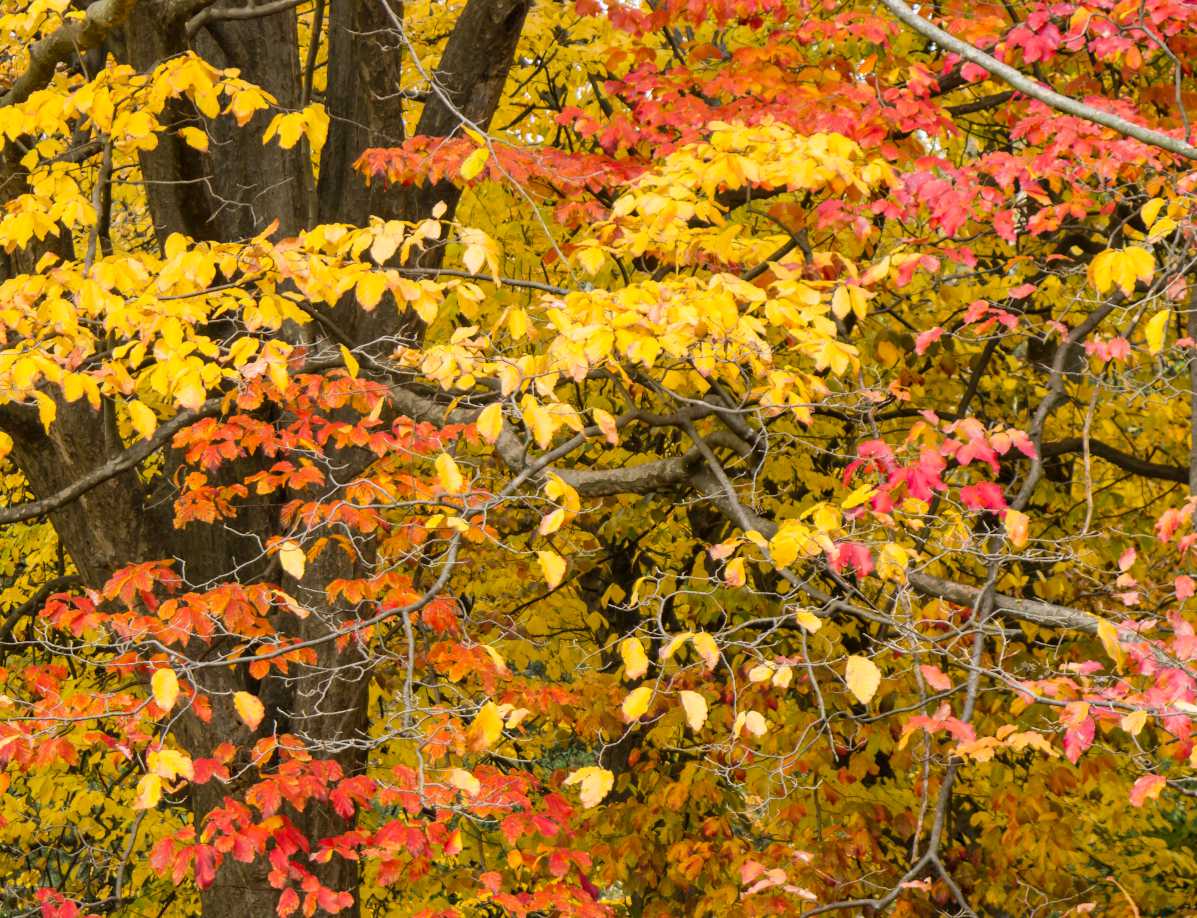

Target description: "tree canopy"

left=1, top=0, right=1197, bottom=915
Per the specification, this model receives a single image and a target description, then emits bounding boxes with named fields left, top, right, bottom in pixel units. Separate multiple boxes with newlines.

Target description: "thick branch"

left=879, top=0, right=1197, bottom=161
left=0, top=400, right=220, bottom=526
left=1, top=0, right=140, bottom=109
left=1041, top=438, right=1187, bottom=484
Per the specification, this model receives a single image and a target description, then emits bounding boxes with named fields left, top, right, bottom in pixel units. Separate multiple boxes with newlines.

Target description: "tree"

left=2, top=0, right=1197, bottom=914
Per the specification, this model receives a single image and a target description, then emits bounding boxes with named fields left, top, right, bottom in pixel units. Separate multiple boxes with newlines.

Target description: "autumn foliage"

left=3, top=0, right=1197, bottom=915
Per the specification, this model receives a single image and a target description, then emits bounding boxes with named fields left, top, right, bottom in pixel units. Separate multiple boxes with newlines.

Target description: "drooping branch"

left=878, top=0, right=1197, bottom=161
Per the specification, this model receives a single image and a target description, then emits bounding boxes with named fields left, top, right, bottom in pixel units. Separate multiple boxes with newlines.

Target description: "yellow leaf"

left=481, top=644, right=508, bottom=674
left=1141, top=197, right=1166, bottom=228
left=278, top=540, right=306, bottom=580
left=733, top=710, right=768, bottom=738
left=536, top=550, right=566, bottom=589
left=128, top=400, right=157, bottom=440
left=1005, top=509, right=1030, bottom=549
left=748, top=663, right=773, bottom=683
left=460, top=145, right=490, bottom=181
left=1145, top=309, right=1170, bottom=355
left=725, top=557, right=746, bottom=587
left=339, top=345, right=359, bottom=378
left=842, top=483, right=875, bottom=509
left=660, top=632, right=692, bottom=661
left=845, top=655, right=881, bottom=704
left=1097, top=618, right=1124, bottom=670
left=563, top=766, right=614, bottom=808
left=620, top=637, right=649, bottom=680
left=772, top=666, right=793, bottom=689
left=795, top=610, right=823, bottom=633
left=178, top=126, right=209, bottom=152
left=539, top=507, right=566, bottom=535
left=355, top=272, right=388, bottom=310
left=134, top=774, right=162, bottom=810
left=576, top=245, right=606, bottom=276
left=1121, top=709, right=1148, bottom=736
left=679, top=691, right=708, bottom=731
left=446, top=768, right=480, bottom=796
left=622, top=685, right=653, bottom=722
left=148, top=748, right=193, bottom=781
left=690, top=632, right=719, bottom=671
left=436, top=453, right=465, bottom=494
left=476, top=403, right=503, bottom=443
left=468, top=701, right=504, bottom=751
left=234, top=691, right=265, bottom=730
left=151, top=668, right=179, bottom=712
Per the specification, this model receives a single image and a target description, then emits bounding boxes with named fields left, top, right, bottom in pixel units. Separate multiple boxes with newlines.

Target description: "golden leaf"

left=151, top=668, right=179, bottom=712
left=622, top=685, right=653, bottom=722
left=679, top=691, right=708, bottom=731
left=233, top=691, right=265, bottom=730
left=564, top=766, right=614, bottom=808
left=620, top=637, right=649, bottom=680
left=845, top=655, right=881, bottom=704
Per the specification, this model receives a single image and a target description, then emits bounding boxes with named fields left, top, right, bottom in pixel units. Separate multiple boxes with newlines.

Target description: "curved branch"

left=878, top=0, right=1197, bottom=161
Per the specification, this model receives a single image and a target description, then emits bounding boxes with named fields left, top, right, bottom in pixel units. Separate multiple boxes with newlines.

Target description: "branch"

left=0, top=399, right=221, bottom=526
left=1, top=0, right=140, bottom=109
left=0, top=575, right=82, bottom=648
left=186, top=0, right=310, bottom=38
left=878, top=0, right=1197, bottom=161
left=1041, top=438, right=1187, bottom=484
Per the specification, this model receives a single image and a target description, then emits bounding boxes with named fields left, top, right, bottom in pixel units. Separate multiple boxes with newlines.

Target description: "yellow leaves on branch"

left=262, top=103, right=330, bottom=152
left=733, top=710, right=768, bottom=739
left=564, top=766, right=614, bottom=808
left=1089, top=246, right=1154, bottom=296
left=845, top=655, right=881, bottom=704
left=234, top=691, right=265, bottom=730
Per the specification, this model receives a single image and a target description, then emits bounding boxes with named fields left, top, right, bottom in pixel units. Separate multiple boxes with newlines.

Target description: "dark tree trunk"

left=0, top=0, right=533, bottom=913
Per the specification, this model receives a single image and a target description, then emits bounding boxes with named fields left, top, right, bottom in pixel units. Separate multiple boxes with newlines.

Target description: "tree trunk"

left=0, top=0, right=533, bottom=913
